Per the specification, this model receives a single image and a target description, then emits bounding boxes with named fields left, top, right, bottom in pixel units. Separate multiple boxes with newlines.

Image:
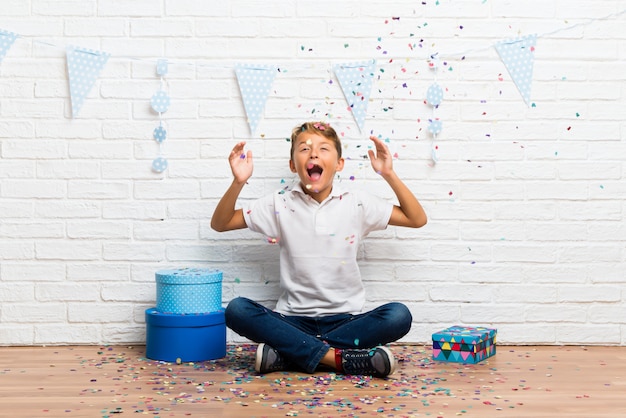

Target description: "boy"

left=211, top=122, right=427, bottom=377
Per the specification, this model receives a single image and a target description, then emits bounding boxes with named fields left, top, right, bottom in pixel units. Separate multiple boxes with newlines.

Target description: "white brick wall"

left=1, top=0, right=625, bottom=346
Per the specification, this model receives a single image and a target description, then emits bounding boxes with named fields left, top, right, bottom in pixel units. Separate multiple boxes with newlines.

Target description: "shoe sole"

left=254, top=343, right=266, bottom=373
left=378, top=345, right=397, bottom=376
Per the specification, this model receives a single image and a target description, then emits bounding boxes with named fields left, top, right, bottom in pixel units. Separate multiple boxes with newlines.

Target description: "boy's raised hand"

left=367, top=135, right=394, bottom=177
left=367, top=135, right=428, bottom=228
left=229, top=141, right=253, bottom=184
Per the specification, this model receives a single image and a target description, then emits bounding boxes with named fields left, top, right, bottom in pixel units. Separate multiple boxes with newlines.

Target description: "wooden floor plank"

left=1, top=344, right=625, bottom=417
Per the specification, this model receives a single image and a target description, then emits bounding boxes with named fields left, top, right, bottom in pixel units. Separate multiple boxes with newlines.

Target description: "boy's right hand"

left=229, top=141, right=253, bottom=184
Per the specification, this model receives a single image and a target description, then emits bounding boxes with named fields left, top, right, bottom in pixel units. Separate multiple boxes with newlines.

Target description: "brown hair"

left=290, top=122, right=342, bottom=159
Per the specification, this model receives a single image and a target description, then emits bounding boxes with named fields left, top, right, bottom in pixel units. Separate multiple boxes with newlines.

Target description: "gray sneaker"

left=255, top=343, right=287, bottom=373
left=341, top=346, right=396, bottom=377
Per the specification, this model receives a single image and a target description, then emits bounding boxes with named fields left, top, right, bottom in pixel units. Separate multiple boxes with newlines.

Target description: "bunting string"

left=0, top=8, right=624, bottom=132
left=5, top=7, right=624, bottom=69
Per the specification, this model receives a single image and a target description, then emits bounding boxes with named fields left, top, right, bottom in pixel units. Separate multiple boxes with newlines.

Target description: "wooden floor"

left=1, top=344, right=625, bottom=417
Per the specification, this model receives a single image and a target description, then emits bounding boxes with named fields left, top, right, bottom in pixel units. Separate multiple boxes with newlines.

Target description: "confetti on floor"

left=1, top=344, right=625, bottom=417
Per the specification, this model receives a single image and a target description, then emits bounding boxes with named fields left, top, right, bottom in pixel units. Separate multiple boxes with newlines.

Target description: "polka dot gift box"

left=155, top=268, right=223, bottom=314
left=146, top=268, right=225, bottom=362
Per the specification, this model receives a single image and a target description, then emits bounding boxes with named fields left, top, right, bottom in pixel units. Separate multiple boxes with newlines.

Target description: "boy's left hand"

left=367, top=135, right=393, bottom=177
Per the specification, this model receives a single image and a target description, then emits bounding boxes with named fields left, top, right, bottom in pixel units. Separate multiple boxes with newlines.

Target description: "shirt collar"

left=289, top=181, right=348, bottom=201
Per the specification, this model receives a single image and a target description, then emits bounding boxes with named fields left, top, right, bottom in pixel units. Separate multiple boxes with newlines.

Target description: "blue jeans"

left=225, top=296, right=412, bottom=373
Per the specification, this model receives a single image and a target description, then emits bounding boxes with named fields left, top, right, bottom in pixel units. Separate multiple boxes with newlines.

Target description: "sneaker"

left=340, top=346, right=396, bottom=378
left=255, top=343, right=287, bottom=373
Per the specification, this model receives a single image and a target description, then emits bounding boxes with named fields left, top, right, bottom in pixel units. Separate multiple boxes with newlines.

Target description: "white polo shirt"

left=242, top=182, right=393, bottom=316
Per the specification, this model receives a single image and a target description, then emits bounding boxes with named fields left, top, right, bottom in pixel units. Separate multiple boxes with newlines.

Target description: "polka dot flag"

left=495, top=34, right=537, bottom=106
left=235, top=63, right=277, bottom=135
left=333, top=59, right=376, bottom=133
left=0, top=30, right=18, bottom=64
left=66, top=46, right=110, bottom=117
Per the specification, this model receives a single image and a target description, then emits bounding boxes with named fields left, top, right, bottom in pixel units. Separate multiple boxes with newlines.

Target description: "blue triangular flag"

left=495, top=34, right=537, bottom=106
left=0, top=30, right=18, bottom=64
left=333, top=60, right=376, bottom=132
left=235, top=63, right=277, bottom=135
left=66, top=46, right=110, bottom=117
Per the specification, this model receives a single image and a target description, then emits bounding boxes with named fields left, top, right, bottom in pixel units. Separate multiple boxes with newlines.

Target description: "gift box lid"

left=432, top=325, right=497, bottom=345
left=156, top=268, right=222, bottom=285
left=146, top=308, right=225, bottom=327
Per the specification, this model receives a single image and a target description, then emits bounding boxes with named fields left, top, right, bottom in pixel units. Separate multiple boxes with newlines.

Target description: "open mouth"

left=306, top=163, right=323, bottom=181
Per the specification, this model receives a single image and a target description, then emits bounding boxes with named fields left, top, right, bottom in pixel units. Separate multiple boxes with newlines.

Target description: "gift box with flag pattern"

left=432, top=325, right=497, bottom=364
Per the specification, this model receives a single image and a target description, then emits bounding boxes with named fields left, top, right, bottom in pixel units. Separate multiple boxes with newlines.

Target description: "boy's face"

left=289, top=131, right=344, bottom=202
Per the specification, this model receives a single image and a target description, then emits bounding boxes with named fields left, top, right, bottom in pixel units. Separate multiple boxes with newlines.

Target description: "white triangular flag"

left=333, top=60, right=376, bottom=132
left=235, top=63, right=277, bottom=135
left=495, top=34, right=537, bottom=106
left=66, top=46, right=110, bottom=117
left=0, top=30, right=18, bottom=64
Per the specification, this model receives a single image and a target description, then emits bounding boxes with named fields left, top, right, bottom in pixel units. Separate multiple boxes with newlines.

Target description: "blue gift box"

left=156, top=268, right=222, bottom=314
left=145, top=308, right=226, bottom=362
left=432, top=325, right=497, bottom=364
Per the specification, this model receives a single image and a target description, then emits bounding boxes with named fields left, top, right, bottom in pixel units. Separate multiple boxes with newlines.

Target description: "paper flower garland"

left=151, top=59, right=170, bottom=173
left=426, top=83, right=444, bottom=107
left=426, top=55, right=443, bottom=163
